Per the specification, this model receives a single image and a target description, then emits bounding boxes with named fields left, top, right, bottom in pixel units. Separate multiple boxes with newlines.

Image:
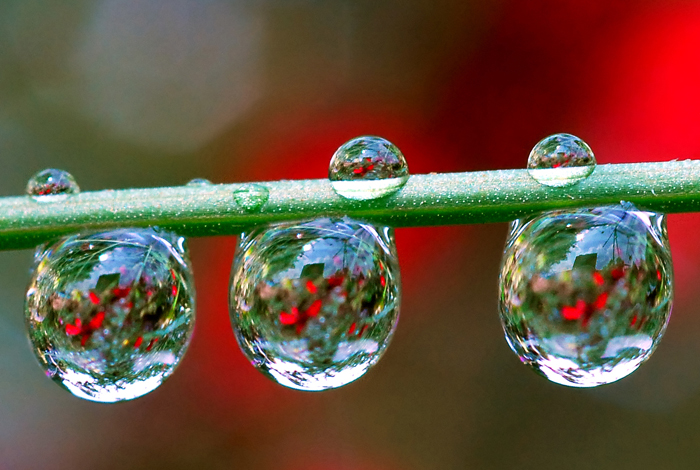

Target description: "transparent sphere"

left=229, top=217, right=401, bottom=391
left=328, top=136, right=409, bottom=200
left=499, top=203, right=673, bottom=387
left=25, top=228, right=196, bottom=402
left=26, top=168, right=80, bottom=201
left=527, top=133, right=596, bottom=187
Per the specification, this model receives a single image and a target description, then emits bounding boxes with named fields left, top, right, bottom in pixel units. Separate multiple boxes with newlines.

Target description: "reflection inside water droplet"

left=498, top=203, right=673, bottom=387
left=329, top=136, right=409, bottom=200
left=26, top=169, right=80, bottom=201
left=527, top=133, right=596, bottom=187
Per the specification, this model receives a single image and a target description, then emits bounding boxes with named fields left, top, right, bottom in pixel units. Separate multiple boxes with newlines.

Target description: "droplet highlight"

left=329, top=136, right=409, bottom=200
left=233, top=183, right=269, bottom=212
left=25, top=228, right=196, bottom=402
left=499, top=203, right=673, bottom=387
left=229, top=217, right=401, bottom=391
left=26, top=169, right=80, bottom=201
left=527, top=133, right=596, bottom=187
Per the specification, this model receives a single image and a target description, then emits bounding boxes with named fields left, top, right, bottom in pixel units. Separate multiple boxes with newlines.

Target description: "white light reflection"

left=59, top=369, right=164, bottom=403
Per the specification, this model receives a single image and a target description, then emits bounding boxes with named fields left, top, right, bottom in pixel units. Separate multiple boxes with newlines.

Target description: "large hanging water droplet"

left=229, top=217, right=401, bottom=391
left=527, top=133, right=596, bottom=187
left=26, top=169, right=80, bottom=201
left=25, top=228, right=196, bottom=402
left=499, top=203, right=673, bottom=387
left=233, top=183, right=269, bottom=212
left=329, top=136, right=409, bottom=200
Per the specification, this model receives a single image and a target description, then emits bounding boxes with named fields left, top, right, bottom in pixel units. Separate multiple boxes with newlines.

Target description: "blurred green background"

left=3, top=1, right=700, bottom=468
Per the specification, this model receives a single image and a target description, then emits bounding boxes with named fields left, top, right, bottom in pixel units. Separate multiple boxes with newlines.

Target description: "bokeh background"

left=1, top=1, right=700, bottom=468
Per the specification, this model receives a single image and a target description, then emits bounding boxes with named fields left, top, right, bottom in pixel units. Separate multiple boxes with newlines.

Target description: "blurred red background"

left=1, top=1, right=700, bottom=469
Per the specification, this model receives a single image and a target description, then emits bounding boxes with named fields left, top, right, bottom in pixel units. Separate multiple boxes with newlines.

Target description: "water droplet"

left=25, top=228, right=196, bottom=402
left=229, top=217, right=401, bottom=390
left=186, top=178, right=212, bottom=186
left=26, top=169, right=80, bottom=201
left=329, top=136, right=409, bottom=200
left=233, top=183, right=269, bottom=212
left=527, top=133, right=596, bottom=187
left=499, top=203, right=673, bottom=387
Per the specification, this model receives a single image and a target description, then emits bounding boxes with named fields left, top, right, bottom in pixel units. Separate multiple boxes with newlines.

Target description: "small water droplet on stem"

left=329, top=136, right=409, bottom=200
left=26, top=169, right=80, bottom=201
left=527, top=133, right=596, bottom=187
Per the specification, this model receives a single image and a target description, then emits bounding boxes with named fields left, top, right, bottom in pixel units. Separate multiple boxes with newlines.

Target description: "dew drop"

left=25, top=228, right=196, bottom=402
left=26, top=169, right=80, bottom=201
left=229, top=217, right=401, bottom=391
left=329, top=136, right=409, bottom=200
left=527, top=133, right=596, bottom=187
left=498, top=203, right=673, bottom=387
left=186, top=178, right=212, bottom=186
left=233, top=183, right=269, bottom=212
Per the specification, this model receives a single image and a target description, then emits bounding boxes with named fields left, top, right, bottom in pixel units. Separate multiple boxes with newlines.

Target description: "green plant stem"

left=2, top=161, right=699, bottom=251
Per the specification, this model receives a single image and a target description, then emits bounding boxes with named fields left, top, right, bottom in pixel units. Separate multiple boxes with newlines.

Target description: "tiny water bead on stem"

left=26, top=168, right=80, bottom=201
left=229, top=217, right=401, bottom=391
left=188, top=178, right=271, bottom=212
left=232, top=183, right=270, bottom=212
left=328, top=136, right=409, bottom=201
left=527, top=133, right=596, bottom=188
left=186, top=178, right=213, bottom=186
left=498, top=203, right=673, bottom=387
left=25, top=228, right=196, bottom=402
